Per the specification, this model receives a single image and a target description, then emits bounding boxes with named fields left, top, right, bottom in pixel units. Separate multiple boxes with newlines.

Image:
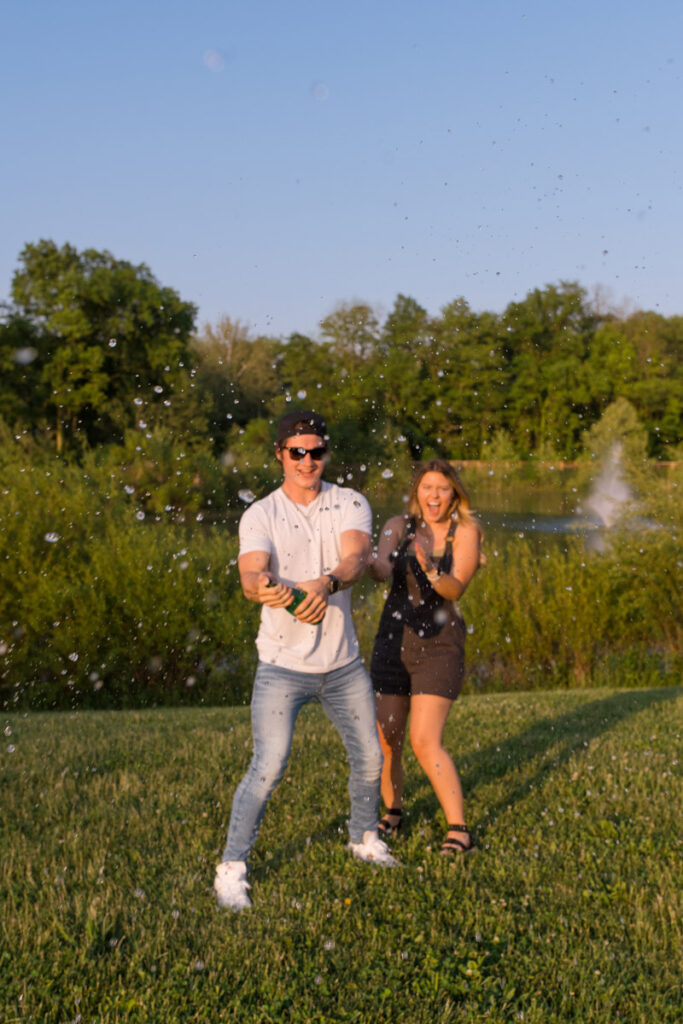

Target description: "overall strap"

left=394, top=515, right=416, bottom=558
left=437, top=516, right=458, bottom=571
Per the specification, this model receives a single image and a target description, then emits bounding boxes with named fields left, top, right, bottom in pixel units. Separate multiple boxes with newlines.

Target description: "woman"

left=367, top=459, right=482, bottom=855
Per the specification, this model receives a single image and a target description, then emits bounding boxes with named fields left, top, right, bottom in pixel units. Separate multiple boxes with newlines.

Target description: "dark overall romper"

left=370, top=516, right=466, bottom=700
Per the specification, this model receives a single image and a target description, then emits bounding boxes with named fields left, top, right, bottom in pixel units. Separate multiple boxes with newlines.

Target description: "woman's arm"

left=366, top=515, right=405, bottom=582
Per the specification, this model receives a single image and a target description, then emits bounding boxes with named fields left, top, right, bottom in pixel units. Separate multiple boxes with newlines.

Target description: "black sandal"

left=440, top=823, right=475, bottom=856
left=378, top=808, right=402, bottom=838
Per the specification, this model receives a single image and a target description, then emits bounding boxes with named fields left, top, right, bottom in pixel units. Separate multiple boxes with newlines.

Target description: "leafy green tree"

left=192, top=317, right=282, bottom=447
left=618, top=312, right=683, bottom=454
left=0, top=311, right=50, bottom=433
left=319, top=302, right=380, bottom=365
left=430, top=299, right=508, bottom=459
left=583, top=321, right=639, bottom=418
left=9, top=240, right=199, bottom=449
left=501, top=282, right=597, bottom=457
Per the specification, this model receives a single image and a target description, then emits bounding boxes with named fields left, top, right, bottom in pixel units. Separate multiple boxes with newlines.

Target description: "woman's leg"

left=409, top=694, right=470, bottom=843
left=375, top=692, right=410, bottom=820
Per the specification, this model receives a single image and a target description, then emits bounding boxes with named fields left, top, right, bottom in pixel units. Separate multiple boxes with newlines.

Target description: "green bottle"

left=266, top=581, right=307, bottom=616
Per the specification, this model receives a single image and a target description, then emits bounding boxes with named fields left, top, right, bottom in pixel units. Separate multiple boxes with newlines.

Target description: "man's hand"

left=292, top=577, right=329, bottom=624
left=257, top=573, right=294, bottom=609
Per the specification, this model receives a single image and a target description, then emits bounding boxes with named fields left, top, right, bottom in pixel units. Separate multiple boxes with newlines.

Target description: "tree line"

left=1, top=240, right=680, bottom=503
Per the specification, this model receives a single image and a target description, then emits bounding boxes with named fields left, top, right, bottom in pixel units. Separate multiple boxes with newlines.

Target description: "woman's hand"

left=368, top=516, right=404, bottom=581
left=413, top=535, right=437, bottom=575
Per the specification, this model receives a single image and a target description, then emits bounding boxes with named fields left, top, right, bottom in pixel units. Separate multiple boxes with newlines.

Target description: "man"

left=214, top=410, right=397, bottom=911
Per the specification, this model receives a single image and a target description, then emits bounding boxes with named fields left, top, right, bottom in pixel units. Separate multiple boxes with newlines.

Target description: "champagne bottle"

left=266, top=580, right=307, bottom=616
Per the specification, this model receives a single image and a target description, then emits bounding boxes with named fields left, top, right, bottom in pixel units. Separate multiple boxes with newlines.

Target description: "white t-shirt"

left=238, top=481, right=372, bottom=672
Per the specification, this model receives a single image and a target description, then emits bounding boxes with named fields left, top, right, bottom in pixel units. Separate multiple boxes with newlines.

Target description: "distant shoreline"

left=453, top=459, right=678, bottom=470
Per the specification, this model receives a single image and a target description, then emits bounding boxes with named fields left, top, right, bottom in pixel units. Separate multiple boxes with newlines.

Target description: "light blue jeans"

left=222, top=657, right=382, bottom=862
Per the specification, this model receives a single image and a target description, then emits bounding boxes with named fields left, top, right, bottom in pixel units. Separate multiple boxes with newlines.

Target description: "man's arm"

left=293, top=528, right=372, bottom=624
left=238, top=550, right=294, bottom=608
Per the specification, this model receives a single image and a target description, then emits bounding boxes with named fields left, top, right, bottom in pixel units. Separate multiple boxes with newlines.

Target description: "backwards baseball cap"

left=276, top=409, right=328, bottom=445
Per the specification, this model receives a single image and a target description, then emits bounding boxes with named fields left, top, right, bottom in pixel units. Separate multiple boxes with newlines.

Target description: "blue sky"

left=2, top=0, right=681, bottom=338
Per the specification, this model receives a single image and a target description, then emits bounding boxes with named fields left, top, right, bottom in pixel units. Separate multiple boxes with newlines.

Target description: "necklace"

left=289, top=490, right=322, bottom=519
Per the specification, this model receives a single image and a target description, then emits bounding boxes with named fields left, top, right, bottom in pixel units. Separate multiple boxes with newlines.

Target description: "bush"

left=0, top=453, right=258, bottom=709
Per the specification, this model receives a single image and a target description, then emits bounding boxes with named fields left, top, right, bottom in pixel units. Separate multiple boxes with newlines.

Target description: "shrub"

left=0, top=454, right=257, bottom=709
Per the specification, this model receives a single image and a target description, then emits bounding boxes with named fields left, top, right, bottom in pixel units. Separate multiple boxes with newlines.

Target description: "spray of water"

left=584, top=443, right=631, bottom=528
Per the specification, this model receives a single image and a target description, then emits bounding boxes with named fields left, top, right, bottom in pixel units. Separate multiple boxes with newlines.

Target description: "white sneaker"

left=348, top=829, right=399, bottom=867
left=214, top=861, right=252, bottom=911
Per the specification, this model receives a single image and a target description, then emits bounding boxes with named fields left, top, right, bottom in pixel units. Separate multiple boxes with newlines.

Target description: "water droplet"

left=381, top=468, right=394, bottom=479
left=154, top=385, right=164, bottom=394
left=44, top=532, right=60, bottom=543
left=297, top=389, right=307, bottom=399
left=6, top=744, right=16, bottom=754
left=124, top=485, right=135, bottom=495
left=14, top=347, right=38, bottom=365
left=238, top=489, right=256, bottom=504
left=4, top=726, right=12, bottom=737
left=68, top=652, right=79, bottom=662
left=108, top=338, right=117, bottom=347
left=134, top=397, right=143, bottom=406
left=136, top=511, right=145, bottom=521
left=203, top=49, right=224, bottom=72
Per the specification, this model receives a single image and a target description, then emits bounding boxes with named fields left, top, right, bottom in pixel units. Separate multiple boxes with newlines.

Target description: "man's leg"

left=319, top=657, right=383, bottom=844
left=221, top=662, right=314, bottom=863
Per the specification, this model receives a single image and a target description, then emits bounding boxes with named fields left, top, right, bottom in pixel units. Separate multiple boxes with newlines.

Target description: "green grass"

left=2, top=688, right=681, bottom=1023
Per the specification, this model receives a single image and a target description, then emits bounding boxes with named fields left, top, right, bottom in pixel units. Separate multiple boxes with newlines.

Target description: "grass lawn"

left=1, top=687, right=681, bottom=1023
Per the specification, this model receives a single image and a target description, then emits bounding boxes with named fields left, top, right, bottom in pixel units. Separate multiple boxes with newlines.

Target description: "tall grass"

left=1, top=452, right=680, bottom=709
left=0, top=457, right=257, bottom=709
left=1, top=688, right=681, bottom=1022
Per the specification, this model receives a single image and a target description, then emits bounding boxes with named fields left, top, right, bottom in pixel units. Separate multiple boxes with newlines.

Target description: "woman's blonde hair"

left=407, top=458, right=479, bottom=531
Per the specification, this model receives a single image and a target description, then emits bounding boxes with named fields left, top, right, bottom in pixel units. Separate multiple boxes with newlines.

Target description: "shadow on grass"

left=452, top=687, right=680, bottom=833
left=248, top=687, right=681, bottom=878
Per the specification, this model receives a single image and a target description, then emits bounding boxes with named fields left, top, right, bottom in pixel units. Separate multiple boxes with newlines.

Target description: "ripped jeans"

left=222, top=657, right=382, bottom=862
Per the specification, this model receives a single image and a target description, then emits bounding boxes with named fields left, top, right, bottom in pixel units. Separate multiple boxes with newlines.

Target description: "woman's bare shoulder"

left=454, top=518, right=482, bottom=544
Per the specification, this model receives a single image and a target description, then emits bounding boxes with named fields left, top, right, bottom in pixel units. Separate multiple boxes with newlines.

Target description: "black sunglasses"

left=281, top=445, right=328, bottom=461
